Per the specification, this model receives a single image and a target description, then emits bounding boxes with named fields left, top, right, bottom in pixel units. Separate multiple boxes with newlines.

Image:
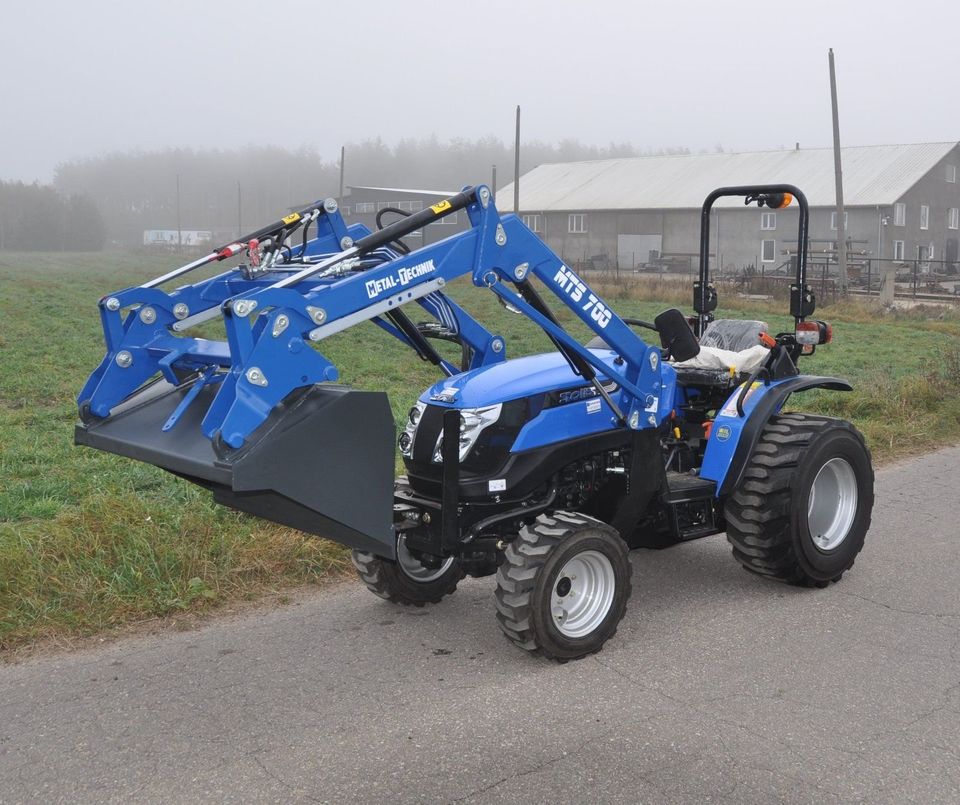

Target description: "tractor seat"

left=672, top=319, right=770, bottom=388
left=586, top=317, right=770, bottom=388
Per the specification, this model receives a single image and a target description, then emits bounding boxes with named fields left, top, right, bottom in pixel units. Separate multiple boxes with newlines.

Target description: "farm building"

left=495, top=142, right=960, bottom=276
left=341, top=185, right=470, bottom=246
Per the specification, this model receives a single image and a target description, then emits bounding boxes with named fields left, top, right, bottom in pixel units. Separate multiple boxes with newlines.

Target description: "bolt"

left=495, top=224, right=507, bottom=246
left=492, top=339, right=504, bottom=353
left=514, top=262, right=529, bottom=280
left=479, top=187, right=490, bottom=207
left=307, top=306, right=326, bottom=325
left=139, top=306, right=156, bottom=324
left=324, top=198, right=338, bottom=213
left=649, top=351, right=659, bottom=370
left=104, top=297, right=120, bottom=312
left=233, top=299, right=257, bottom=317
left=629, top=411, right=640, bottom=429
left=173, top=302, right=189, bottom=320
left=437, top=277, right=446, bottom=287
left=340, top=236, right=354, bottom=249
left=115, top=350, right=133, bottom=368
left=272, top=314, right=289, bottom=338
left=245, top=367, right=268, bottom=387
left=422, top=512, right=432, bottom=524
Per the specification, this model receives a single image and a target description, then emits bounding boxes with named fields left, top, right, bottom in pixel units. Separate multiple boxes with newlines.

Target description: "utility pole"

left=491, top=164, right=497, bottom=197
left=514, top=105, right=521, bottom=213
left=237, top=181, right=242, bottom=238
left=829, top=48, right=849, bottom=292
left=339, top=146, right=345, bottom=201
left=176, top=173, right=182, bottom=256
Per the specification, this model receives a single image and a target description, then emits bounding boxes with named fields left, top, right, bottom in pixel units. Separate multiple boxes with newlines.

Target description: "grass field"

left=2, top=251, right=960, bottom=650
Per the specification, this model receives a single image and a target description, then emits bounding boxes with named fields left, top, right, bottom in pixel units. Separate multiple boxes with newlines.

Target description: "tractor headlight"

left=400, top=401, right=426, bottom=458
left=433, top=403, right=502, bottom=463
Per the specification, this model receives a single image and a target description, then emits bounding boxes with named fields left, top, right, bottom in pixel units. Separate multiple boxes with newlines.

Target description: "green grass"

left=1, top=252, right=959, bottom=650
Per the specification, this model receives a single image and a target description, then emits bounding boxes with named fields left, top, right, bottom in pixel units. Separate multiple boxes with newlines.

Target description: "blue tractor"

left=77, top=183, right=873, bottom=660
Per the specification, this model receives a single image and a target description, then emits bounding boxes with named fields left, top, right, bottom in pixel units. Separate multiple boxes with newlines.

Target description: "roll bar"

left=695, top=184, right=813, bottom=335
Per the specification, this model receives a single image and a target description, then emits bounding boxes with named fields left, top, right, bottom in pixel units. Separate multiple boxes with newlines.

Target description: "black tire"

left=351, top=538, right=463, bottom=606
left=724, top=412, right=873, bottom=588
left=495, top=511, right=632, bottom=661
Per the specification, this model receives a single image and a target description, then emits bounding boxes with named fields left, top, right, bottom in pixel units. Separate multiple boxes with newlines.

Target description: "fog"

left=1, top=0, right=957, bottom=183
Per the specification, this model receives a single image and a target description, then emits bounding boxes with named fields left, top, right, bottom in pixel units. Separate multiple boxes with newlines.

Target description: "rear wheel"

left=724, top=413, right=873, bottom=587
left=351, top=532, right=463, bottom=606
left=495, top=511, right=632, bottom=661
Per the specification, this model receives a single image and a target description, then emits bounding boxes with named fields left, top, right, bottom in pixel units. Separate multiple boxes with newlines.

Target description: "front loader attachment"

left=76, top=190, right=488, bottom=558
left=75, top=381, right=398, bottom=558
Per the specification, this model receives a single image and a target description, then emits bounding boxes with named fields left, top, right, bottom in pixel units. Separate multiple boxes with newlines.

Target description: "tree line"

left=0, top=181, right=105, bottom=251
left=51, top=138, right=697, bottom=249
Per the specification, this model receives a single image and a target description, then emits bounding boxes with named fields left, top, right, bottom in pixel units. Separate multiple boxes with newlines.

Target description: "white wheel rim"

left=396, top=533, right=455, bottom=582
left=550, top=550, right=616, bottom=638
left=807, top=457, right=859, bottom=552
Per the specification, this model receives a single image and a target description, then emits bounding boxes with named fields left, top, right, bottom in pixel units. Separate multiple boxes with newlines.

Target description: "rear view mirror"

left=654, top=308, right=700, bottom=362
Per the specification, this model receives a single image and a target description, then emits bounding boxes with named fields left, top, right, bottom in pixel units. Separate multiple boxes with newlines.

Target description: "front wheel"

left=724, top=413, right=874, bottom=587
left=495, top=511, right=632, bottom=661
left=351, top=532, right=463, bottom=606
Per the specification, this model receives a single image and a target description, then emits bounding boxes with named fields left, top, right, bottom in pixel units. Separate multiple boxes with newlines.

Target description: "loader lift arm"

left=81, top=185, right=667, bottom=449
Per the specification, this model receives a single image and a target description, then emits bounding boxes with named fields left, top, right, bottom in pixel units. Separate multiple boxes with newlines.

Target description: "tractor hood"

left=422, top=349, right=620, bottom=408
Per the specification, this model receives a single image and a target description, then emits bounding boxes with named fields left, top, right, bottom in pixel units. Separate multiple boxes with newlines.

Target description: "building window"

left=929, top=243, right=935, bottom=260
left=920, top=205, right=929, bottom=230
left=522, top=214, right=541, bottom=233
left=568, top=213, right=587, bottom=234
left=893, top=240, right=905, bottom=261
left=947, top=164, right=957, bottom=183
left=950, top=208, right=959, bottom=229
left=830, top=211, right=849, bottom=230
left=397, top=200, right=424, bottom=212
left=894, top=202, right=906, bottom=226
left=354, top=202, right=375, bottom=214
left=434, top=211, right=458, bottom=225
left=760, top=212, right=776, bottom=230
left=761, top=239, right=776, bottom=263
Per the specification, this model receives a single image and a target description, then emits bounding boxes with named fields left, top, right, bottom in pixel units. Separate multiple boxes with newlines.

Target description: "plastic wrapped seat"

left=699, top=319, right=768, bottom=352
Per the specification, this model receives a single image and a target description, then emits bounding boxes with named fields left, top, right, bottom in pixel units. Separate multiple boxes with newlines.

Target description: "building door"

left=945, top=238, right=958, bottom=266
left=617, top=234, right=663, bottom=270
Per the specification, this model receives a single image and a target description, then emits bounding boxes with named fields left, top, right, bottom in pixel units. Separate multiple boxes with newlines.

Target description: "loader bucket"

left=75, top=381, right=398, bottom=558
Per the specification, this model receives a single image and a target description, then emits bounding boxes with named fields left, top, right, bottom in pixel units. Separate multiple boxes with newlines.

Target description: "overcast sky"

left=2, top=0, right=957, bottom=183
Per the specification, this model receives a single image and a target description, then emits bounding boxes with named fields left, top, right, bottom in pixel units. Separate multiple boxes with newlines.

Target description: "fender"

left=700, top=375, right=852, bottom=496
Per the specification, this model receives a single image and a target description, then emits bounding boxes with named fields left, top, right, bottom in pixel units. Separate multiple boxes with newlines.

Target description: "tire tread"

left=725, top=412, right=872, bottom=587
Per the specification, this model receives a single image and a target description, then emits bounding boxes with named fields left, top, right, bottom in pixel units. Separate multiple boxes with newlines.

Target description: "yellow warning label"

left=430, top=200, right=452, bottom=215
left=281, top=212, right=301, bottom=225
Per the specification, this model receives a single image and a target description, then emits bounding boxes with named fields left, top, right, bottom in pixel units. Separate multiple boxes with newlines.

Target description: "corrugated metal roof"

left=495, top=142, right=958, bottom=211
left=347, top=185, right=455, bottom=196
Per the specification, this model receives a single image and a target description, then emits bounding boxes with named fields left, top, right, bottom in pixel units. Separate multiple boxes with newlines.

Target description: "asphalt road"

left=2, top=447, right=959, bottom=804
